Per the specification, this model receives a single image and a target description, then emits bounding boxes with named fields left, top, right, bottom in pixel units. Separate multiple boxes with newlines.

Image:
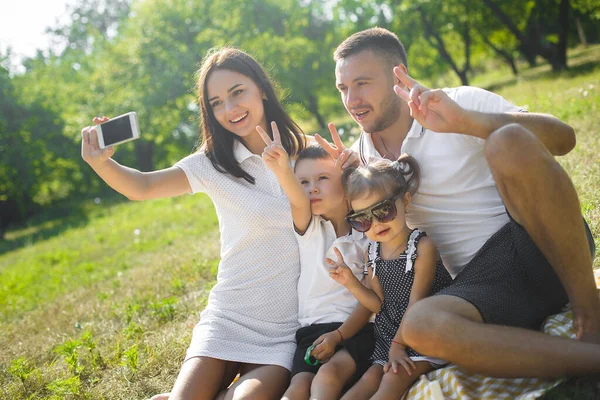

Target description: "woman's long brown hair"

left=196, top=47, right=305, bottom=184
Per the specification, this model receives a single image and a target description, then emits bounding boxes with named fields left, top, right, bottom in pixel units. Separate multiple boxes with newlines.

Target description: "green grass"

left=1, top=195, right=221, bottom=399
left=1, top=45, right=600, bottom=399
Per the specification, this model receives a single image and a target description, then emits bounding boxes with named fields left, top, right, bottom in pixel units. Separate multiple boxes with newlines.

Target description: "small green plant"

left=54, top=337, right=83, bottom=376
left=8, top=357, right=36, bottom=392
left=149, top=297, right=177, bottom=323
left=47, top=375, right=81, bottom=397
left=113, top=339, right=123, bottom=365
left=123, top=300, right=141, bottom=324
left=123, top=321, right=144, bottom=340
left=170, top=278, right=185, bottom=294
left=122, top=345, right=139, bottom=373
left=80, top=330, right=105, bottom=371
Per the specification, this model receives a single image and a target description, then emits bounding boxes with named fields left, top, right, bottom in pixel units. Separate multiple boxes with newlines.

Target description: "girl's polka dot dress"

left=370, top=229, right=453, bottom=366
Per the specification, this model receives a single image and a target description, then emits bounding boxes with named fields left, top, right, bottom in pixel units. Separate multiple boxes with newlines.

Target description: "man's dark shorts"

left=291, top=322, right=374, bottom=384
left=436, top=215, right=596, bottom=330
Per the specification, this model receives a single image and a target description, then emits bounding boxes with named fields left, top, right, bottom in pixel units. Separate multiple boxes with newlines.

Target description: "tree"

left=481, top=0, right=570, bottom=71
left=0, top=54, right=71, bottom=238
left=415, top=0, right=472, bottom=85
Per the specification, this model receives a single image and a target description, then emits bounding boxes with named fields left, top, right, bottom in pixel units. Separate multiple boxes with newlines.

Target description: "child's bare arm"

left=328, top=248, right=384, bottom=313
left=257, top=122, right=311, bottom=232
left=271, top=167, right=312, bottom=233
left=342, top=267, right=384, bottom=314
left=338, top=303, right=373, bottom=340
left=407, top=237, right=438, bottom=306
left=394, top=236, right=438, bottom=345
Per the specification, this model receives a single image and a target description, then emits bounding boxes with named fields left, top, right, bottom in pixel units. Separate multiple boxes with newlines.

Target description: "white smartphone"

left=96, top=111, right=140, bottom=149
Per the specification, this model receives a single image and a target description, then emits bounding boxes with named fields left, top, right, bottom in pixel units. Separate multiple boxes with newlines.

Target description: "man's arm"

left=461, top=110, right=575, bottom=156
left=393, top=67, right=576, bottom=156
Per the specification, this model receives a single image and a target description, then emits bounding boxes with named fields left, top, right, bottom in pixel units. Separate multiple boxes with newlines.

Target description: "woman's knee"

left=229, top=365, right=289, bottom=400
left=169, top=357, right=231, bottom=400
left=230, top=380, right=284, bottom=400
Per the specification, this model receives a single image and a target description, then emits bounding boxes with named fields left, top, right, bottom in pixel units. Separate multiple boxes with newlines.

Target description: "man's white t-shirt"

left=296, top=215, right=370, bottom=327
left=351, top=86, right=523, bottom=277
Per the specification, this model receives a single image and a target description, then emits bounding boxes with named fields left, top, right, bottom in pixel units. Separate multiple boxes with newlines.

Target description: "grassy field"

left=1, top=46, right=600, bottom=399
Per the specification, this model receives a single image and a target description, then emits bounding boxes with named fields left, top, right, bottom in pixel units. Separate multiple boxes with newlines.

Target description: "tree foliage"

left=1, top=0, right=600, bottom=232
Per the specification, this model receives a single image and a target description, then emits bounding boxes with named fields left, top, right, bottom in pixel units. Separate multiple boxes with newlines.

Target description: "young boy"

left=258, top=122, right=374, bottom=400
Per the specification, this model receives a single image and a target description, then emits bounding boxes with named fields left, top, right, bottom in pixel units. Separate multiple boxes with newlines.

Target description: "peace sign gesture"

left=327, top=247, right=357, bottom=287
left=257, top=122, right=290, bottom=173
left=393, top=67, right=466, bottom=134
left=315, top=123, right=360, bottom=169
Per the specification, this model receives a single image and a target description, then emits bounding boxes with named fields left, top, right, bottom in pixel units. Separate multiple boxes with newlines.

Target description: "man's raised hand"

left=393, top=67, right=466, bottom=134
left=257, top=121, right=290, bottom=173
left=315, top=123, right=359, bottom=169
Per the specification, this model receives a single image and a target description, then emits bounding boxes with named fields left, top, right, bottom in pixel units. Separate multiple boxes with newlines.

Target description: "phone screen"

left=101, top=115, right=133, bottom=146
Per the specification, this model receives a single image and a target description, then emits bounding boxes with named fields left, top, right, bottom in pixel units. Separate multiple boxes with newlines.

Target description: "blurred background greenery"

left=2, top=1, right=600, bottom=398
left=1, top=0, right=599, bottom=237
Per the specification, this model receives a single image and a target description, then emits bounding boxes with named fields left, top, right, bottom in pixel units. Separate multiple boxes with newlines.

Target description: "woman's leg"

left=340, top=365, right=383, bottom=400
left=163, top=356, right=241, bottom=400
left=281, top=372, right=314, bottom=400
left=223, top=363, right=291, bottom=400
left=370, top=361, right=432, bottom=400
left=310, top=350, right=356, bottom=400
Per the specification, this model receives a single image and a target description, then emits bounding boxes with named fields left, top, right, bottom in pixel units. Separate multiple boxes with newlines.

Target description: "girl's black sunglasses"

left=346, top=192, right=404, bottom=232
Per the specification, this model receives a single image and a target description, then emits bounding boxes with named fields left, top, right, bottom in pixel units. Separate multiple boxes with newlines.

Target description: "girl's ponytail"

left=392, top=154, right=421, bottom=196
left=343, top=154, right=422, bottom=203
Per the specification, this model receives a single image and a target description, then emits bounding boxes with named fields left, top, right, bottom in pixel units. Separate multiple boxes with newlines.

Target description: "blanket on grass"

left=406, top=267, right=600, bottom=400
left=406, top=309, right=574, bottom=399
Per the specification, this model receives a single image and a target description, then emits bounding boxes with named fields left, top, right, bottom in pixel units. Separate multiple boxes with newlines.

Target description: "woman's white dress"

left=175, top=141, right=301, bottom=370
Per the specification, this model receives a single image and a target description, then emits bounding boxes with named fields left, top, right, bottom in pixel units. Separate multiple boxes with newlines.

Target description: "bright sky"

left=0, top=0, right=75, bottom=62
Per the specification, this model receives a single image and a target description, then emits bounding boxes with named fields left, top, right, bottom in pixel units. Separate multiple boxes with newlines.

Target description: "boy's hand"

left=257, top=121, right=290, bottom=173
left=315, top=123, right=360, bottom=169
left=327, top=247, right=357, bottom=286
left=81, top=116, right=115, bottom=170
left=311, top=330, right=342, bottom=362
left=385, top=343, right=416, bottom=375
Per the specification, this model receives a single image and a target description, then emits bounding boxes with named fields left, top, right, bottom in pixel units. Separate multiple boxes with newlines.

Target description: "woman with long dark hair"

left=81, top=48, right=306, bottom=399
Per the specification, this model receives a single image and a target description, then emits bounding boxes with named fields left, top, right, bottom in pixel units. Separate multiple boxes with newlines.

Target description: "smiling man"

left=333, top=27, right=600, bottom=379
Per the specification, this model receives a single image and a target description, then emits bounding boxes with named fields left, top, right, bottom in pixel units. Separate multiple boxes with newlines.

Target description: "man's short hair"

left=333, top=27, right=408, bottom=70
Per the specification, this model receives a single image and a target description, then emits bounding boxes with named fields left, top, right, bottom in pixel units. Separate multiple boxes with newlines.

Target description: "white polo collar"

left=233, top=140, right=258, bottom=163
left=358, top=120, right=424, bottom=164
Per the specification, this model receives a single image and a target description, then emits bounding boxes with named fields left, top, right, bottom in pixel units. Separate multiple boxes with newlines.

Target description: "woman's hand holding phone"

left=81, top=116, right=115, bottom=170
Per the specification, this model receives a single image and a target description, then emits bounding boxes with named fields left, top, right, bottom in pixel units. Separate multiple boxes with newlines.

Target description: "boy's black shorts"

left=291, top=322, right=374, bottom=384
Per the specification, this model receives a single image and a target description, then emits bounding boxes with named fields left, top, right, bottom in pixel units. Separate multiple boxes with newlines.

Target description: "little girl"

left=328, top=155, right=453, bottom=400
